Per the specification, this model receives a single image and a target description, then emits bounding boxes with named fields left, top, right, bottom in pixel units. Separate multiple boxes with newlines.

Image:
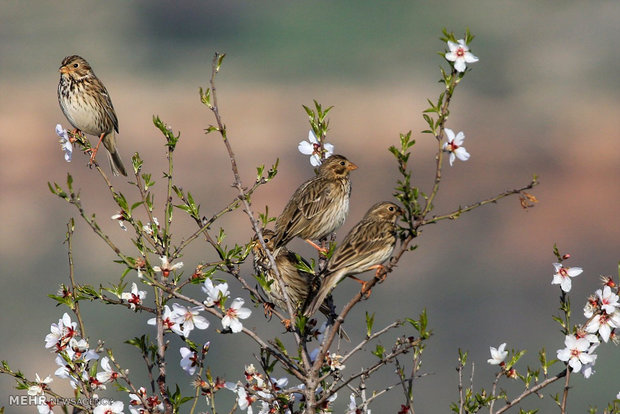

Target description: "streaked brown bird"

left=273, top=154, right=357, bottom=250
left=305, top=201, right=402, bottom=316
left=251, top=229, right=312, bottom=311
left=252, top=230, right=349, bottom=340
left=58, top=55, right=127, bottom=176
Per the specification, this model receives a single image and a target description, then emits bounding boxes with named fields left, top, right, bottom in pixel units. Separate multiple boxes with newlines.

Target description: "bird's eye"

left=388, top=206, right=395, bottom=211
left=73, top=63, right=78, bottom=68
left=340, top=161, right=345, bottom=166
left=263, top=238, right=269, bottom=243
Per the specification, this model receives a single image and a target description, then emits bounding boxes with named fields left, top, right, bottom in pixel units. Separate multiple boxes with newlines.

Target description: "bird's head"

left=318, top=154, right=358, bottom=179
left=59, top=55, right=93, bottom=79
left=365, top=201, right=404, bottom=222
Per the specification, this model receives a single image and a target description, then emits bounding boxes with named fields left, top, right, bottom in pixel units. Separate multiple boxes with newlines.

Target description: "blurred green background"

left=1, top=1, right=619, bottom=412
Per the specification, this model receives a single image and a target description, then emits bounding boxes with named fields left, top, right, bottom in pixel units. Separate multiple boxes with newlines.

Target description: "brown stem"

left=423, top=177, right=539, bottom=225
left=65, top=221, right=86, bottom=338
left=493, top=370, right=566, bottom=414
left=560, top=368, right=570, bottom=414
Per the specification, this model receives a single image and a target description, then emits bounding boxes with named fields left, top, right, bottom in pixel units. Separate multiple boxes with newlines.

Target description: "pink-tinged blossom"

left=557, top=334, right=596, bottom=373
left=96, top=357, right=119, bottom=384
left=585, top=311, right=620, bottom=343
left=55, top=124, right=73, bottom=162
left=298, top=130, right=334, bottom=167
left=128, top=387, right=164, bottom=414
left=582, top=361, right=596, bottom=378
left=170, top=303, right=210, bottom=337
left=552, top=263, right=583, bottom=293
left=120, top=283, right=146, bottom=310
left=45, top=313, right=78, bottom=350
left=227, top=384, right=254, bottom=413
left=442, top=129, right=470, bottom=166
left=179, top=347, right=199, bottom=376
left=37, top=399, right=55, bottom=414
left=28, top=373, right=53, bottom=396
left=67, top=338, right=99, bottom=362
left=445, top=39, right=479, bottom=72
left=222, top=298, right=252, bottom=333
left=487, top=342, right=508, bottom=365
left=596, top=285, right=620, bottom=314
left=153, top=255, right=183, bottom=278
left=93, top=400, right=124, bottom=414
left=202, top=279, right=229, bottom=307
left=147, top=305, right=180, bottom=333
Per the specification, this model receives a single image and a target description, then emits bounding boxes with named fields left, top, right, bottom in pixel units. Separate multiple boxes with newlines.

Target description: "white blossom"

left=153, top=256, right=183, bottom=278
left=96, top=357, right=118, bottom=384
left=120, top=283, right=146, bottom=310
left=202, top=279, right=230, bottom=307
left=551, top=263, right=582, bottom=293
left=45, top=313, right=77, bottom=350
left=298, top=130, right=334, bottom=167
left=222, top=298, right=252, bottom=333
left=597, top=285, right=620, bottom=314
left=557, top=334, right=596, bottom=373
left=28, top=373, right=53, bottom=396
left=487, top=342, right=508, bottom=365
left=147, top=305, right=181, bottom=334
left=55, top=124, right=73, bottom=162
left=442, top=128, right=470, bottom=166
left=179, top=347, right=199, bottom=376
left=585, top=310, right=620, bottom=343
left=93, top=400, right=124, bottom=414
left=170, top=303, right=209, bottom=337
left=445, top=39, right=479, bottom=72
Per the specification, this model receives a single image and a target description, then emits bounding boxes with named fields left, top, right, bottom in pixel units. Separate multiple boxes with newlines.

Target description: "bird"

left=273, top=154, right=357, bottom=250
left=304, top=201, right=403, bottom=316
left=58, top=55, right=127, bottom=176
left=251, top=230, right=349, bottom=340
left=251, top=229, right=313, bottom=312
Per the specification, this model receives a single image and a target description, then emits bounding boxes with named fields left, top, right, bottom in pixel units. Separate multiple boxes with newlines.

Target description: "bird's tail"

left=304, top=270, right=344, bottom=317
left=103, top=132, right=127, bottom=176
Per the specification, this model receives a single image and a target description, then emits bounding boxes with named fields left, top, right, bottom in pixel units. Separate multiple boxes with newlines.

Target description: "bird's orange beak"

left=59, top=66, right=69, bottom=74
left=347, top=162, right=358, bottom=171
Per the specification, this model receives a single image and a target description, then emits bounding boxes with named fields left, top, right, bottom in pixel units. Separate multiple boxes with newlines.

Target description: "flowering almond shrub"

left=2, top=30, right=618, bottom=414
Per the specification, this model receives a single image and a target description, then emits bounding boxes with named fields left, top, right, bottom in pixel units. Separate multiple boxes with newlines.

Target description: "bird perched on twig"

left=273, top=155, right=357, bottom=250
left=58, top=55, right=127, bottom=176
left=305, top=201, right=403, bottom=316
left=251, top=230, right=349, bottom=340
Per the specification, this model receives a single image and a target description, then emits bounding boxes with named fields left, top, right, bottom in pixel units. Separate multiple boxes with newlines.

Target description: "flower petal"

left=298, top=140, right=314, bottom=155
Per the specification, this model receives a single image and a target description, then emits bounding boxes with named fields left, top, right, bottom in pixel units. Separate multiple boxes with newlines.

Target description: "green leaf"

left=372, top=344, right=385, bottom=359
left=365, top=312, right=375, bottom=337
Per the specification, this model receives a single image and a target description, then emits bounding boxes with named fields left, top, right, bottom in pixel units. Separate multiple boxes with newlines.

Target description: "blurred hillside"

left=1, top=1, right=619, bottom=412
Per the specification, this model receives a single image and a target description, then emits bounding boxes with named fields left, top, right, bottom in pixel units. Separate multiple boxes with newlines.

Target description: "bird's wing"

left=327, top=219, right=394, bottom=272
left=275, top=177, right=331, bottom=244
left=98, top=82, right=119, bottom=133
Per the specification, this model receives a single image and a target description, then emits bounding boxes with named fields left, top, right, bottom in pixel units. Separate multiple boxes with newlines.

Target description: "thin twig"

left=493, top=370, right=566, bottom=414
left=65, top=220, right=86, bottom=338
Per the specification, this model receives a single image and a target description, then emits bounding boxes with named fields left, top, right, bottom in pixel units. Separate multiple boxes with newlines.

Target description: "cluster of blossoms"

left=36, top=313, right=125, bottom=413
left=225, top=364, right=291, bottom=414
left=553, top=263, right=619, bottom=377
left=485, top=263, right=619, bottom=382
left=439, top=38, right=477, bottom=168
left=127, top=386, right=164, bottom=414
left=224, top=362, right=342, bottom=414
